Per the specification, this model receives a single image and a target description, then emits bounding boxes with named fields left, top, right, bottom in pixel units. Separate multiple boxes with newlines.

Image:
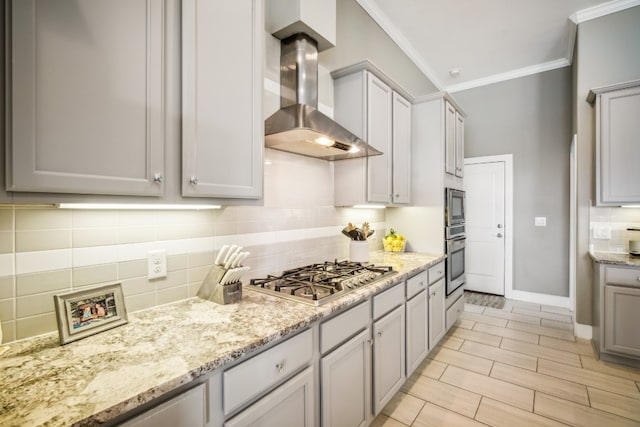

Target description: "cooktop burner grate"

left=248, top=260, right=395, bottom=305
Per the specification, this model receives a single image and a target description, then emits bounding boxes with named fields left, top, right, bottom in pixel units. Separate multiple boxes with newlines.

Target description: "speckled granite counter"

left=0, top=251, right=444, bottom=427
left=590, top=251, right=640, bottom=267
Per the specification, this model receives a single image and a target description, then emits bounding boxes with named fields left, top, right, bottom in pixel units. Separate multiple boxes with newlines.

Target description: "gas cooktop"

left=248, top=260, right=396, bottom=305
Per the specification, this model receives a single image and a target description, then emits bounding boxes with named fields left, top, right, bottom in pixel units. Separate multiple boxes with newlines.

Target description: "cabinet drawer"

left=224, top=329, right=313, bottom=415
left=373, top=283, right=405, bottom=320
left=321, top=300, right=370, bottom=354
left=406, top=272, right=428, bottom=300
left=428, top=262, right=445, bottom=285
left=446, top=294, right=465, bottom=330
left=605, top=266, right=640, bottom=288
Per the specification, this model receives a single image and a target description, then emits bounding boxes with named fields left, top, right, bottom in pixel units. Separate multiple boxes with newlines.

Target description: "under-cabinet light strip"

left=56, top=203, right=221, bottom=210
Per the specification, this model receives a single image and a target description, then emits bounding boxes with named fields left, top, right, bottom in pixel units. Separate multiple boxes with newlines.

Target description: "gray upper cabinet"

left=7, top=0, right=165, bottom=196
left=445, top=100, right=465, bottom=178
left=181, top=0, right=263, bottom=199
left=333, top=67, right=411, bottom=206
left=589, top=80, right=640, bottom=205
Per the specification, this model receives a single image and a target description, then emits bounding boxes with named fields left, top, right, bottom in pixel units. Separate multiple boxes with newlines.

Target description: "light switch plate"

left=534, top=217, right=547, bottom=227
left=148, top=249, right=167, bottom=279
left=593, top=225, right=612, bottom=240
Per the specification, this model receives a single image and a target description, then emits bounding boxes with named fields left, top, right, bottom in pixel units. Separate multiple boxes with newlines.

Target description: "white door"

left=464, top=161, right=506, bottom=295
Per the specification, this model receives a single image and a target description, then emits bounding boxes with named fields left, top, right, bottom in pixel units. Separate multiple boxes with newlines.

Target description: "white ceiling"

left=356, top=0, right=640, bottom=92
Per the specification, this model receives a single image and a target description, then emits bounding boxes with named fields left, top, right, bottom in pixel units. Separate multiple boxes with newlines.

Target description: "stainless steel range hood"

left=265, top=33, right=382, bottom=161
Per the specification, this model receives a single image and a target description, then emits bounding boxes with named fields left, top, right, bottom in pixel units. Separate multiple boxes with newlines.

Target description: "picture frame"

left=54, top=283, right=128, bottom=345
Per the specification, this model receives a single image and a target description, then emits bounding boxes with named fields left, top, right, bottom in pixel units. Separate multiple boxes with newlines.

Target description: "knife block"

left=197, top=265, right=242, bottom=304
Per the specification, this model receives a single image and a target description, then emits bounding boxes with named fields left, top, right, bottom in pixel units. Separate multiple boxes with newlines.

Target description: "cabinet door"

left=604, top=285, right=640, bottom=357
left=455, top=111, right=465, bottom=178
left=392, top=93, right=411, bottom=204
left=406, top=290, right=428, bottom=376
left=428, top=279, right=446, bottom=349
left=8, top=0, right=164, bottom=196
left=373, top=305, right=406, bottom=415
left=121, top=383, right=206, bottom=427
left=597, top=85, right=640, bottom=205
left=182, top=0, right=263, bottom=199
left=321, top=329, right=371, bottom=427
left=225, top=367, right=314, bottom=427
left=366, top=72, right=393, bottom=204
left=444, top=101, right=456, bottom=176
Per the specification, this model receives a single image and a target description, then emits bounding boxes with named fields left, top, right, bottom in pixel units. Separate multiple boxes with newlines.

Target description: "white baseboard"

left=505, top=290, right=571, bottom=308
left=574, top=323, right=593, bottom=340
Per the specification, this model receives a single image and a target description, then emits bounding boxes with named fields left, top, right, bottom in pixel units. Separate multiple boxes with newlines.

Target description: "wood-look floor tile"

left=538, top=335, right=594, bottom=356
left=451, top=326, right=502, bottom=347
left=440, top=334, right=464, bottom=350
left=382, top=392, right=425, bottom=425
left=540, top=318, right=574, bottom=331
left=483, top=307, right=542, bottom=325
left=413, top=357, right=448, bottom=380
left=464, top=303, right=485, bottom=313
left=475, top=397, right=568, bottom=427
left=500, top=338, right=581, bottom=367
left=371, top=414, right=409, bottom=427
left=440, top=365, right=534, bottom=411
left=580, top=355, right=640, bottom=382
left=473, top=322, right=539, bottom=344
left=512, top=308, right=573, bottom=324
left=490, top=362, right=589, bottom=405
left=403, top=374, right=481, bottom=418
left=460, top=340, right=537, bottom=371
left=413, top=402, right=485, bottom=427
left=460, top=311, right=508, bottom=327
left=503, top=300, right=541, bottom=311
left=456, top=318, right=476, bottom=330
left=535, top=392, right=640, bottom=427
left=538, top=359, right=640, bottom=399
left=507, top=320, right=576, bottom=341
left=427, top=346, right=493, bottom=375
left=411, top=402, right=484, bottom=427
left=540, top=305, right=573, bottom=316
left=588, top=387, right=640, bottom=421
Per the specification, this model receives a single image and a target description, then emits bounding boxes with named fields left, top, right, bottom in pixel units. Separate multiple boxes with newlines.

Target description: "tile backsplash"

left=589, top=206, right=640, bottom=253
left=0, top=150, right=386, bottom=344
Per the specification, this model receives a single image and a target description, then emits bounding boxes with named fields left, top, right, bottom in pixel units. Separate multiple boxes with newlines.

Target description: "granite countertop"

left=0, top=251, right=444, bottom=427
left=589, top=251, right=640, bottom=267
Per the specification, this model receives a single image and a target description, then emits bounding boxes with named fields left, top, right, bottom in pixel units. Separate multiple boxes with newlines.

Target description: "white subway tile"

left=0, top=254, right=15, bottom=276
left=73, top=246, right=118, bottom=267
left=186, top=237, right=215, bottom=253
left=16, top=250, right=72, bottom=275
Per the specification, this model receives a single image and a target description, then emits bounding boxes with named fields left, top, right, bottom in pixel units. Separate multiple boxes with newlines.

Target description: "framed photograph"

left=54, top=283, right=128, bottom=345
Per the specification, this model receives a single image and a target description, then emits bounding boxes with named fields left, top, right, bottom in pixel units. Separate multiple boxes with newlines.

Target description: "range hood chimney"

left=265, top=33, right=382, bottom=161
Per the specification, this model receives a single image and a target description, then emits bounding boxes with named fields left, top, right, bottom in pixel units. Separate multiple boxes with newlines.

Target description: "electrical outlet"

left=593, top=225, right=611, bottom=240
left=148, top=249, right=167, bottom=279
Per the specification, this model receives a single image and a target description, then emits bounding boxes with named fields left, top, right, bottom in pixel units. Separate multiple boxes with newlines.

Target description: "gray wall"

left=319, top=0, right=438, bottom=98
left=573, top=5, right=640, bottom=324
left=455, top=67, right=572, bottom=297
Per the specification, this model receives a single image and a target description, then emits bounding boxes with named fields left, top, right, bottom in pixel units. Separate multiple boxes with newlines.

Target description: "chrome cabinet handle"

left=275, top=361, right=285, bottom=374
left=153, top=173, right=163, bottom=183
left=497, top=224, right=503, bottom=229
left=189, top=176, right=198, bottom=185
left=419, top=281, right=425, bottom=288
left=377, top=330, right=383, bottom=337
left=497, top=233, right=503, bottom=238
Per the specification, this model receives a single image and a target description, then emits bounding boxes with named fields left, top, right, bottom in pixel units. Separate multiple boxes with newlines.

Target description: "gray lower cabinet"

left=593, top=262, right=640, bottom=365
left=589, top=80, right=640, bottom=205
left=225, top=367, right=314, bottom=427
left=121, top=383, right=207, bottom=427
left=406, top=272, right=429, bottom=377
left=8, top=0, right=165, bottom=196
left=181, top=0, right=263, bottom=199
left=373, top=304, right=406, bottom=415
left=428, top=279, right=446, bottom=350
left=604, top=285, right=640, bottom=358
left=321, top=329, right=371, bottom=427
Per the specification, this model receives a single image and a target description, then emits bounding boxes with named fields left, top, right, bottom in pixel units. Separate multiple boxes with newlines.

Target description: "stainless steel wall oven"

left=445, top=188, right=466, bottom=296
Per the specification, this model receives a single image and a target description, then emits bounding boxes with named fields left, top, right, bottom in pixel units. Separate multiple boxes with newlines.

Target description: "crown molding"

left=355, top=0, right=444, bottom=91
left=446, top=58, right=571, bottom=93
left=570, top=0, right=640, bottom=23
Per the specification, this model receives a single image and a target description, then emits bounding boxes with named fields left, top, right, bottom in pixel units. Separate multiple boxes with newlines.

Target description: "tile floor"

left=373, top=299, right=640, bottom=427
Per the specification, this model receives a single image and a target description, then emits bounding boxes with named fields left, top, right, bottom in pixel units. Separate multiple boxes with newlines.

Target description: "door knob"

left=497, top=233, right=503, bottom=238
